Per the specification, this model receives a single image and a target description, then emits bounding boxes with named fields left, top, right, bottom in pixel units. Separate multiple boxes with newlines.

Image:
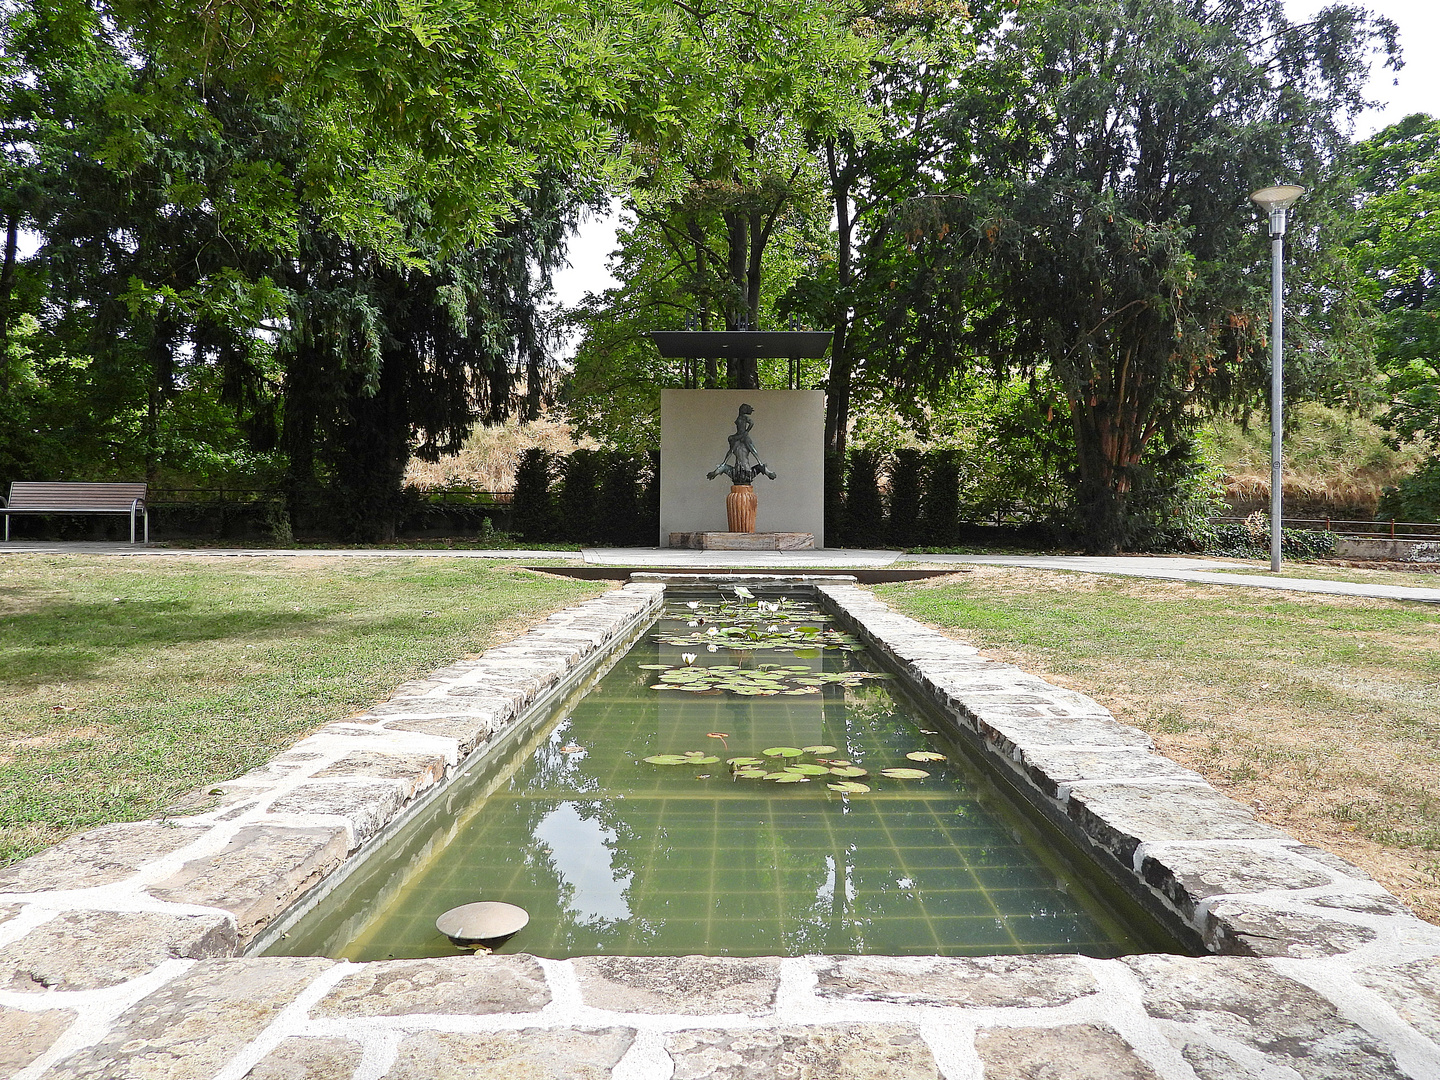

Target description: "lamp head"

left=1250, top=185, right=1306, bottom=212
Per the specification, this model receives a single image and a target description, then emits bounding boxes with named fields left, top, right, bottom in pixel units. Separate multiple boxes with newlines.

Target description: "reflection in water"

left=533, top=802, right=632, bottom=925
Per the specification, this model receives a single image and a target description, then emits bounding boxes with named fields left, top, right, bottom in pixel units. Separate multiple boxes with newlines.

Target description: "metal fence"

left=1212, top=515, right=1440, bottom=542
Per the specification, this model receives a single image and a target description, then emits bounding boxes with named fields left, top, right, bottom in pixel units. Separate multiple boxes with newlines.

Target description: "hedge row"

left=512, top=448, right=660, bottom=544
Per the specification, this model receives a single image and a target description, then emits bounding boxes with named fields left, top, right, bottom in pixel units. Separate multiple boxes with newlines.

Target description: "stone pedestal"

left=667, top=532, right=816, bottom=551
left=725, top=485, right=757, bottom=532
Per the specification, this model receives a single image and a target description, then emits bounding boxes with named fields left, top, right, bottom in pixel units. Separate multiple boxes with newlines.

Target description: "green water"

left=274, top=590, right=1175, bottom=961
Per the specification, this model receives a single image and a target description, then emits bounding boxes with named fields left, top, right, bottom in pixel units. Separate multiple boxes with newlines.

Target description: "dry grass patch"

left=879, top=568, right=1440, bottom=923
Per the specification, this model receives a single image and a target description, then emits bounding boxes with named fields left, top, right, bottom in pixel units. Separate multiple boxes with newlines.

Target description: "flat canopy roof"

left=648, top=331, right=833, bottom=359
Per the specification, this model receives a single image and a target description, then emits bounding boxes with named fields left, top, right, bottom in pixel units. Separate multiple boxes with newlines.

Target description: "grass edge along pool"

left=268, top=585, right=1187, bottom=961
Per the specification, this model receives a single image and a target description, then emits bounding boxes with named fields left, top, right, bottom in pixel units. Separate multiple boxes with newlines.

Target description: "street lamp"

left=1251, top=184, right=1305, bottom=573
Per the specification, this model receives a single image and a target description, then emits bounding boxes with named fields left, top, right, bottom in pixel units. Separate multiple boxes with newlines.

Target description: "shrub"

left=512, top=448, right=555, bottom=540
left=557, top=449, right=603, bottom=542
left=888, top=449, right=923, bottom=547
left=921, top=450, right=962, bottom=547
left=845, top=449, right=886, bottom=546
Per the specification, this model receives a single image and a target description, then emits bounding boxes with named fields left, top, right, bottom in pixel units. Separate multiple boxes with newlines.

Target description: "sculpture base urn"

left=726, top=485, right=757, bottom=533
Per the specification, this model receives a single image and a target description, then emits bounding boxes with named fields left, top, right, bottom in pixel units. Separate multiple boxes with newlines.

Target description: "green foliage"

left=862, top=0, right=1391, bottom=553
left=887, top=449, right=923, bottom=547
left=920, top=450, right=961, bottom=547
left=1380, top=461, right=1440, bottom=523
left=843, top=449, right=885, bottom=545
left=1200, top=525, right=1338, bottom=560
left=1347, top=114, right=1440, bottom=514
left=512, top=449, right=556, bottom=541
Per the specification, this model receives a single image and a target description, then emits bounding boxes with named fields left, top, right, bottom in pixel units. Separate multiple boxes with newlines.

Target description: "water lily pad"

left=733, top=769, right=768, bottom=778
left=637, top=664, right=670, bottom=670
left=782, top=688, right=820, bottom=695
left=762, top=771, right=793, bottom=780
left=803, top=745, right=837, bottom=755
left=827, top=781, right=871, bottom=794
left=763, top=746, right=803, bottom=758
left=688, top=755, right=720, bottom=765
left=907, top=751, right=946, bottom=762
left=829, top=765, right=868, bottom=778
left=643, top=755, right=690, bottom=765
left=880, top=767, right=930, bottom=779
left=771, top=774, right=810, bottom=783
left=727, top=756, right=763, bottom=766
left=786, top=763, right=831, bottom=776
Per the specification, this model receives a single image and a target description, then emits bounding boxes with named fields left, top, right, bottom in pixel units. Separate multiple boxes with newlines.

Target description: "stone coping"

left=1, top=580, right=1437, bottom=1078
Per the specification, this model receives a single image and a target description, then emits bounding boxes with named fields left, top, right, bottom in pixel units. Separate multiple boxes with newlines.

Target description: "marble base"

left=667, top=531, right=817, bottom=551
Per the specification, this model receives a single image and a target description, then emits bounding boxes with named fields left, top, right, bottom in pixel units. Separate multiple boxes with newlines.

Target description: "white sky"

left=551, top=0, right=1440, bottom=310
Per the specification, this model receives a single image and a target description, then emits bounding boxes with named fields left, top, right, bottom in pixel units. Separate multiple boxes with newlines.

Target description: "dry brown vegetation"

left=1207, top=403, right=1430, bottom=519
left=403, top=417, right=594, bottom=491
left=880, top=567, right=1440, bottom=924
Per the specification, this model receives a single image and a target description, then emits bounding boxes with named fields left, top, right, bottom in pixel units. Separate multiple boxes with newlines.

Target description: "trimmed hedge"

left=513, top=448, right=659, bottom=544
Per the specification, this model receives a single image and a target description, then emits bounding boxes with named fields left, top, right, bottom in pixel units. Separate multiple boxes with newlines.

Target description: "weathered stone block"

left=572, top=955, right=779, bottom=1015
left=1066, top=784, right=1290, bottom=867
left=381, top=715, right=502, bottom=753
left=385, top=1028, right=633, bottom=1080
left=312, top=749, right=447, bottom=797
left=1205, top=899, right=1377, bottom=958
left=1124, top=954, right=1407, bottom=1080
left=0, top=822, right=208, bottom=893
left=44, top=957, right=332, bottom=1080
left=313, top=955, right=549, bottom=1017
left=1020, top=749, right=1204, bottom=798
left=0, top=1005, right=75, bottom=1075
left=812, top=955, right=1098, bottom=1008
left=974, top=1023, right=1161, bottom=1079
left=667, top=1024, right=939, bottom=1080
left=1138, top=842, right=1334, bottom=918
left=1357, top=957, right=1440, bottom=1045
left=0, top=911, right=234, bottom=992
left=149, top=825, right=348, bottom=944
left=266, top=781, right=407, bottom=845
left=241, top=1036, right=364, bottom=1079
left=970, top=713, right=1154, bottom=752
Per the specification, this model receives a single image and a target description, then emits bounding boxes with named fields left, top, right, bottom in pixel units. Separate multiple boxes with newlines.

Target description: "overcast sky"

left=551, top=0, right=1440, bottom=310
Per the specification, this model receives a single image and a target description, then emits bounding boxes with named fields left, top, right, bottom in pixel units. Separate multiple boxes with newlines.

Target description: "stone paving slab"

left=2, top=579, right=1439, bottom=1079
left=313, top=955, right=550, bottom=1017
left=974, top=1023, right=1163, bottom=1080
left=572, top=956, right=780, bottom=1015
left=0, top=911, right=234, bottom=992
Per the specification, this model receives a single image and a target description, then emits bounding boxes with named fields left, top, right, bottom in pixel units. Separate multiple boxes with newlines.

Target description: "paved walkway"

left=3, top=542, right=1437, bottom=602
left=910, top=553, right=1440, bottom=604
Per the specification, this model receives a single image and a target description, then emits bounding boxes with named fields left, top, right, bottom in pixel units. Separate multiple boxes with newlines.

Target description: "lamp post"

left=1250, top=184, right=1305, bottom=573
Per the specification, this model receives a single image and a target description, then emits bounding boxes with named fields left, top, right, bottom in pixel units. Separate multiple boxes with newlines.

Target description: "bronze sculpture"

left=707, top=404, right=773, bottom=533
left=707, top=404, right=776, bottom=486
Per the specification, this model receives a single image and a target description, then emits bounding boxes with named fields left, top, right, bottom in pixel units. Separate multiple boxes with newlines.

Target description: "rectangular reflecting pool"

left=271, top=588, right=1182, bottom=961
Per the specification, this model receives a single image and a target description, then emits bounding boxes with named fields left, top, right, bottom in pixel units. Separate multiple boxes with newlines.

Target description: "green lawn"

left=0, top=556, right=605, bottom=865
left=880, top=567, right=1440, bottom=924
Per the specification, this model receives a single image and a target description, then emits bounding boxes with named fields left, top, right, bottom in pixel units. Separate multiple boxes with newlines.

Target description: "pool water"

left=273, top=590, right=1177, bottom=961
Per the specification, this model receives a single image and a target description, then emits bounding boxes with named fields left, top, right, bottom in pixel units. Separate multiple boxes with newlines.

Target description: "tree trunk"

left=0, top=213, right=18, bottom=389
left=1066, top=392, right=1146, bottom=554
left=823, top=141, right=855, bottom=454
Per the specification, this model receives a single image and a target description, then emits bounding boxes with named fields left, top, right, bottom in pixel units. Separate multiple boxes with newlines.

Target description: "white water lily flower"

left=733, top=586, right=754, bottom=599
left=767, top=625, right=778, bottom=632
left=707, top=644, right=719, bottom=652
left=681, top=653, right=697, bottom=665
left=687, top=620, right=699, bottom=627
left=706, top=627, right=719, bottom=635
left=686, top=601, right=700, bottom=609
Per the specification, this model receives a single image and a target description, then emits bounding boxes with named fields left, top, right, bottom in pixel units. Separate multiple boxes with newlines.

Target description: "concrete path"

left=0, top=541, right=574, bottom=559
left=4, top=542, right=1437, bottom=602
left=581, top=546, right=903, bottom=568
left=905, top=553, right=1440, bottom=603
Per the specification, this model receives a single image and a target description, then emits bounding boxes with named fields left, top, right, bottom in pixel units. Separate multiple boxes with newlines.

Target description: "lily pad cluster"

left=641, top=743, right=948, bottom=795
left=639, top=662, right=891, bottom=695
left=657, top=596, right=863, bottom=653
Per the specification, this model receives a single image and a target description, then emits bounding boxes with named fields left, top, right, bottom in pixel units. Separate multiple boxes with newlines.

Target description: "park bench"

left=1, top=481, right=149, bottom=543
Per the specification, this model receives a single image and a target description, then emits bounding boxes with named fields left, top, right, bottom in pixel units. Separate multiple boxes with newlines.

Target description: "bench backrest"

left=6, top=482, right=148, bottom=511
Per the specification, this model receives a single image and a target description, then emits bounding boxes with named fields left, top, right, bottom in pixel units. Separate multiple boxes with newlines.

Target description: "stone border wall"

left=1, top=577, right=1438, bottom=1079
